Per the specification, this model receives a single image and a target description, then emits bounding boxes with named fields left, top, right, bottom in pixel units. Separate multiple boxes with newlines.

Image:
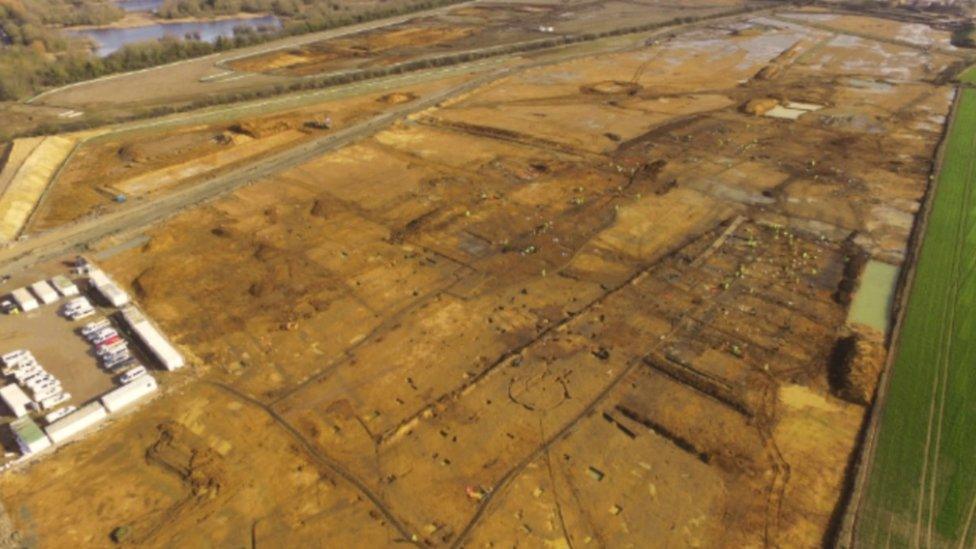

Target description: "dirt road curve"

left=0, top=68, right=510, bottom=275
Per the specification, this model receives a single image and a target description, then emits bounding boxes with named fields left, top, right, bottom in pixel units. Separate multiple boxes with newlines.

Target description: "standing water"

left=847, top=260, right=900, bottom=332
left=69, top=15, right=281, bottom=57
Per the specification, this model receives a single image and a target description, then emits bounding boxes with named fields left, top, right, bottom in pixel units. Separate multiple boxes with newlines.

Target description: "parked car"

left=0, top=299, right=17, bottom=315
left=24, top=373, right=56, bottom=386
left=119, top=366, right=147, bottom=384
left=81, top=319, right=110, bottom=337
left=32, top=387, right=62, bottom=402
left=13, top=366, right=43, bottom=382
left=43, top=405, right=76, bottom=424
left=63, top=298, right=94, bottom=319
left=91, top=329, right=119, bottom=345
left=96, top=335, right=123, bottom=350
left=38, top=392, right=70, bottom=411
left=107, top=358, right=139, bottom=372
left=1, top=349, right=29, bottom=366
left=68, top=308, right=96, bottom=321
left=101, top=343, right=130, bottom=357
left=103, top=351, right=132, bottom=370
left=12, top=367, right=42, bottom=382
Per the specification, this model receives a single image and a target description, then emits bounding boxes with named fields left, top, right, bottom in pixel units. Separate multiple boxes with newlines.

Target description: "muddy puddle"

left=848, top=259, right=899, bottom=331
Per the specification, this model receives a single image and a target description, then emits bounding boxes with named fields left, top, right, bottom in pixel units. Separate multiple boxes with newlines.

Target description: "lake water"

left=117, top=0, right=164, bottom=12
left=70, top=15, right=281, bottom=57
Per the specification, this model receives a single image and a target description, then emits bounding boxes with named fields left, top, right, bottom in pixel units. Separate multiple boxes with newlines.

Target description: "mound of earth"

left=230, top=119, right=293, bottom=139
left=378, top=92, right=417, bottom=104
left=581, top=80, right=641, bottom=95
left=742, top=97, right=779, bottom=115
left=829, top=324, right=886, bottom=405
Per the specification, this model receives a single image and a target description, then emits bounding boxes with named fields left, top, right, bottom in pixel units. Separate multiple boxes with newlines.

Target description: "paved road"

left=0, top=67, right=509, bottom=275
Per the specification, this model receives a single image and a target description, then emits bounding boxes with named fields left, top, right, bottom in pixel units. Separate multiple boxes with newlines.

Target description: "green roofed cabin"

left=10, top=416, right=51, bottom=455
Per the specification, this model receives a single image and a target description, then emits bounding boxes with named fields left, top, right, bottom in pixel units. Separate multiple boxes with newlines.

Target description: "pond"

left=69, top=15, right=281, bottom=57
left=847, top=260, right=900, bottom=332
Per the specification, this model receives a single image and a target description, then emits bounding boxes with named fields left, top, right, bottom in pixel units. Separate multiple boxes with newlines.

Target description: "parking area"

left=0, top=257, right=177, bottom=461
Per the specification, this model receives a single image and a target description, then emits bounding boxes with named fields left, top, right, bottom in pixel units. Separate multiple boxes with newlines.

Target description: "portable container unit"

left=100, top=375, right=157, bottom=413
left=10, top=288, right=38, bottom=312
left=44, top=401, right=108, bottom=444
left=89, top=269, right=129, bottom=307
left=0, top=384, right=33, bottom=417
left=49, top=275, right=79, bottom=297
left=120, top=305, right=184, bottom=370
left=10, top=416, right=51, bottom=455
left=29, top=281, right=59, bottom=305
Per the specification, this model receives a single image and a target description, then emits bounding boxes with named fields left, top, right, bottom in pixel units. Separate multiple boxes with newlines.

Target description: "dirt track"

left=28, top=0, right=484, bottom=109
left=0, top=68, right=510, bottom=276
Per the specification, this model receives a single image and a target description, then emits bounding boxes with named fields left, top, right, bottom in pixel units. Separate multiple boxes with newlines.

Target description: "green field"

left=854, top=88, right=976, bottom=547
left=959, top=65, right=976, bottom=84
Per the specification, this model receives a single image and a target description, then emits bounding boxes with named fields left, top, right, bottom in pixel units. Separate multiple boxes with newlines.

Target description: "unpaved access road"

left=0, top=67, right=511, bottom=275
left=28, top=0, right=482, bottom=108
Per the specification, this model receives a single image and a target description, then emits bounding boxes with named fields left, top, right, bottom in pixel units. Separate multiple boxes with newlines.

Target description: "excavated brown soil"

left=0, top=12, right=960, bottom=548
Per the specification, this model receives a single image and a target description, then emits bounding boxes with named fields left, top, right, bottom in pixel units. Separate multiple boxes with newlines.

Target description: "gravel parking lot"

left=0, top=267, right=130, bottom=426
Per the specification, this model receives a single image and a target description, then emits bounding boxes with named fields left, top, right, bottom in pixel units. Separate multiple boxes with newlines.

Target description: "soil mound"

left=378, top=92, right=417, bottom=104
left=741, top=97, right=779, bottom=115
left=828, top=325, right=886, bottom=405
left=582, top=81, right=641, bottom=95
left=230, top=119, right=293, bottom=139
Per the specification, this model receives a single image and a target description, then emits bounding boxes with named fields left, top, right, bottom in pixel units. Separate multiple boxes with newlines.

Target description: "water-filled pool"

left=70, top=15, right=280, bottom=57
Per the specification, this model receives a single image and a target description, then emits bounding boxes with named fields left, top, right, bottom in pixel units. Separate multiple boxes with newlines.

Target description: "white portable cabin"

left=10, top=288, right=38, bottom=312
left=50, top=275, right=79, bottom=297
left=29, top=280, right=59, bottom=305
left=0, top=384, right=33, bottom=417
left=89, top=269, right=129, bottom=307
left=10, top=417, right=51, bottom=455
left=100, top=375, right=157, bottom=413
left=120, top=306, right=184, bottom=371
left=44, top=401, right=108, bottom=444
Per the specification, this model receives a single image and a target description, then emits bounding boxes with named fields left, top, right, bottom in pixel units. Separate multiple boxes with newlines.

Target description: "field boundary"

left=835, top=85, right=962, bottom=547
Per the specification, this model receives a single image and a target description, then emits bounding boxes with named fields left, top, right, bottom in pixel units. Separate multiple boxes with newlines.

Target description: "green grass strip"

left=855, top=88, right=976, bottom=548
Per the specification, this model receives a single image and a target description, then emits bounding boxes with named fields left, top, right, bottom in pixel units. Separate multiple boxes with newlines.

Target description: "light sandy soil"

left=28, top=73, right=473, bottom=232
left=0, top=11, right=959, bottom=547
left=228, top=0, right=743, bottom=78
left=32, top=0, right=750, bottom=113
